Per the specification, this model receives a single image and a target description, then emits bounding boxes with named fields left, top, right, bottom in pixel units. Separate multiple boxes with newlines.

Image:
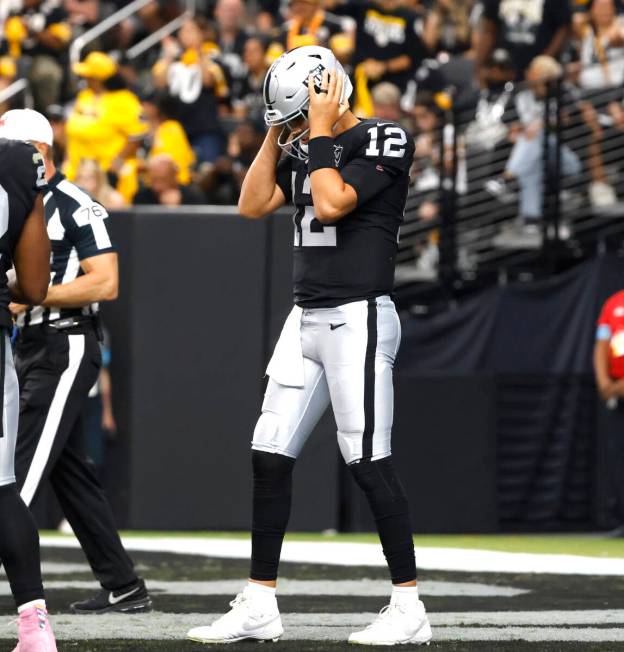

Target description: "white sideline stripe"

left=0, top=579, right=529, bottom=598
left=21, top=336, right=85, bottom=506
left=40, top=562, right=91, bottom=575
left=40, top=535, right=624, bottom=576
left=6, top=612, right=624, bottom=641
left=430, top=628, right=624, bottom=642
left=0, top=562, right=147, bottom=576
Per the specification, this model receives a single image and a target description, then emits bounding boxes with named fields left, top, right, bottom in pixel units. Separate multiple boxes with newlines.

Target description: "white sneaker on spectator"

left=589, top=181, right=617, bottom=208
left=349, top=599, right=432, bottom=646
left=186, top=584, right=283, bottom=644
left=484, top=177, right=516, bottom=204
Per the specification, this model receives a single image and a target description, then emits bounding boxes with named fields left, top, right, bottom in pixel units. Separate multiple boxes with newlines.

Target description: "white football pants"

left=252, top=295, right=401, bottom=464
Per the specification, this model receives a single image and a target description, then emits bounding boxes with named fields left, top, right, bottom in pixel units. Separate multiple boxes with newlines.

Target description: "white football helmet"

left=263, top=46, right=353, bottom=160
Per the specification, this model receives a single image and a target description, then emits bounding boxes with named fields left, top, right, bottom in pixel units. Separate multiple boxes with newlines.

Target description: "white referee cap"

left=0, top=109, right=53, bottom=147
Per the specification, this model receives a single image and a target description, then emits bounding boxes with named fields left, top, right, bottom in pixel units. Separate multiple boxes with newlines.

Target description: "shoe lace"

left=228, top=593, right=247, bottom=610
left=366, top=603, right=405, bottom=629
left=213, top=593, right=249, bottom=626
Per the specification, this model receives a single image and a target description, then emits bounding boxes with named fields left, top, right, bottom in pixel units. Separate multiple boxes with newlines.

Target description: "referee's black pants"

left=14, top=326, right=137, bottom=591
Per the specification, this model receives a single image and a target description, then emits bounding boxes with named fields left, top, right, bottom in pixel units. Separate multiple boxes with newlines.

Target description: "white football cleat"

left=348, top=600, right=432, bottom=646
left=186, top=586, right=283, bottom=644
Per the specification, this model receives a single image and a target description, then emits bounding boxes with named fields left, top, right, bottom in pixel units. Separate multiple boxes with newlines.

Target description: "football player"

left=0, top=138, right=57, bottom=650
left=187, top=45, right=431, bottom=646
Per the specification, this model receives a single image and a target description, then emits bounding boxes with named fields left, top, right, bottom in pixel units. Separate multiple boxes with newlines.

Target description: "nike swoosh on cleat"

left=109, top=586, right=140, bottom=605
left=330, top=323, right=346, bottom=330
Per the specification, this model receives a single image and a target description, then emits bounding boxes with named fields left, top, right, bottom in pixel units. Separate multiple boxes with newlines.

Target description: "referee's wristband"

left=308, top=136, right=335, bottom=173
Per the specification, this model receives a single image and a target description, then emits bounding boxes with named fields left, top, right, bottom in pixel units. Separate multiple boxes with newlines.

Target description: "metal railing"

left=394, top=66, right=624, bottom=306
left=0, top=78, right=32, bottom=108
left=69, top=0, right=153, bottom=66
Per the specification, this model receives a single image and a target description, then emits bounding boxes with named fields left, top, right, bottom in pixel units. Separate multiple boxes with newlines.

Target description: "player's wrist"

left=307, top=136, right=335, bottom=173
left=308, top=116, right=334, bottom=139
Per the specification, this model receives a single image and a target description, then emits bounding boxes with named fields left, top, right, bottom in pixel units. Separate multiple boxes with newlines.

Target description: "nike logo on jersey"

left=376, top=122, right=393, bottom=127
left=330, top=323, right=346, bottom=330
left=109, top=586, right=140, bottom=605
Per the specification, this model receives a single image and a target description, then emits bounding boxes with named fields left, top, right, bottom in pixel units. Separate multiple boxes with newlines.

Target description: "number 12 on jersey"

left=365, top=125, right=407, bottom=158
left=294, top=206, right=337, bottom=247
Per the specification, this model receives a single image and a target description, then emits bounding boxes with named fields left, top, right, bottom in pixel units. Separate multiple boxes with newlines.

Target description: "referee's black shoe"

left=70, top=578, right=152, bottom=614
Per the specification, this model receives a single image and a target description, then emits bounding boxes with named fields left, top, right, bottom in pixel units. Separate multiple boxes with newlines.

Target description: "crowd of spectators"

left=2, top=0, right=624, bottom=253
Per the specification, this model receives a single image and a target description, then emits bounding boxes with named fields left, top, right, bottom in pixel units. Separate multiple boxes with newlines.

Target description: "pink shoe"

left=12, top=605, right=57, bottom=652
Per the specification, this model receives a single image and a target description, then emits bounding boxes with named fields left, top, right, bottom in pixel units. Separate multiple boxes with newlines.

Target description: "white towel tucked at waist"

left=265, top=305, right=304, bottom=387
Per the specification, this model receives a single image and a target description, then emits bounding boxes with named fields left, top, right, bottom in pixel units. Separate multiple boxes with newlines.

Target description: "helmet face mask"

left=277, top=110, right=310, bottom=161
left=263, top=45, right=353, bottom=161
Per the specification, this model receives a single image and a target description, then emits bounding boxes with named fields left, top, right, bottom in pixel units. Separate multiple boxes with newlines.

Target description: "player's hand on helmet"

left=308, top=68, right=345, bottom=137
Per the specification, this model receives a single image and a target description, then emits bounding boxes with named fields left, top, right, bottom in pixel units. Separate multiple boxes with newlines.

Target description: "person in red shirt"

left=595, top=290, right=624, bottom=398
left=594, top=289, right=624, bottom=535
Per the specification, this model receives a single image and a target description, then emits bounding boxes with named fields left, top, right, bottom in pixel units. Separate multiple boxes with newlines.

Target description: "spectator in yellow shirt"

left=64, top=51, right=148, bottom=184
left=143, top=93, right=196, bottom=186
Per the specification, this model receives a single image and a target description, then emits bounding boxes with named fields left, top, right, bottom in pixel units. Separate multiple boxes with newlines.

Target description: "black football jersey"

left=276, top=119, right=414, bottom=308
left=0, top=139, right=45, bottom=326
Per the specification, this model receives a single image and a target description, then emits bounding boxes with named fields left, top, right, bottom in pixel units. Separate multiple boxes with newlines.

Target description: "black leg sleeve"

left=349, top=456, right=417, bottom=584
left=250, top=451, right=295, bottom=582
left=0, top=483, right=44, bottom=607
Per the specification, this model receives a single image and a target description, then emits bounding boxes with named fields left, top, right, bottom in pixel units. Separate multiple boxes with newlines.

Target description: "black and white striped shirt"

left=17, top=171, right=115, bottom=327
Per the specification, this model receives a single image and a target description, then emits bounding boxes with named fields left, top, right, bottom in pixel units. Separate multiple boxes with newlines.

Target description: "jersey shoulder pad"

left=0, top=139, right=45, bottom=197
left=352, top=120, right=414, bottom=170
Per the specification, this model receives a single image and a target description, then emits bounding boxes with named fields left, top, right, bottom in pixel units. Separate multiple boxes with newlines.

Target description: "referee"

left=0, top=110, right=151, bottom=614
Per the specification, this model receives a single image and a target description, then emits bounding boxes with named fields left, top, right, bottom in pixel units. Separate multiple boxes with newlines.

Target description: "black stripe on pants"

left=362, top=298, right=378, bottom=462
left=14, top=328, right=137, bottom=591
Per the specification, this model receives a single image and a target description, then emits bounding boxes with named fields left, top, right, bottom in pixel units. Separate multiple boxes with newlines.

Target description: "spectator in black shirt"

left=133, top=154, right=204, bottom=206
left=330, top=0, right=427, bottom=116
left=231, top=36, right=270, bottom=122
left=476, top=0, right=572, bottom=80
left=215, top=0, right=249, bottom=87
left=423, top=0, right=475, bottom=57
left=4, top=0, right=71, bottom=111
left=153, top=16, right=229, bottom=164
